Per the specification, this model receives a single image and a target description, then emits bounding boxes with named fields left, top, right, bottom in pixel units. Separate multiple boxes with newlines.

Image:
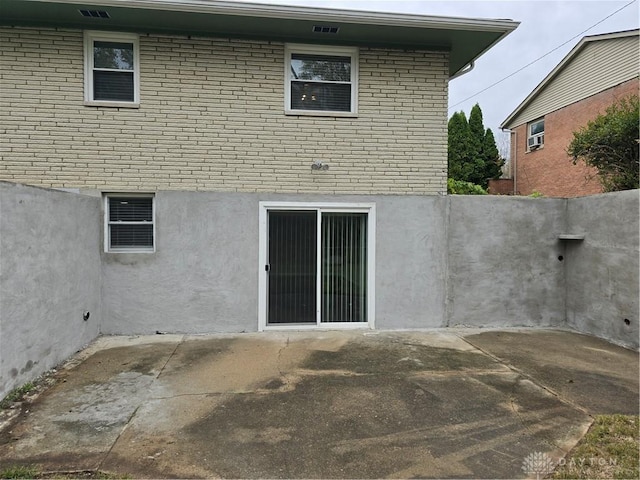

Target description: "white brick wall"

left=0, top=27, right=448, bottom=194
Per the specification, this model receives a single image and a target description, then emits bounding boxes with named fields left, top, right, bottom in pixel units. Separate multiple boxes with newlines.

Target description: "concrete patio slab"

left=0, top=329, right=637, bottom=478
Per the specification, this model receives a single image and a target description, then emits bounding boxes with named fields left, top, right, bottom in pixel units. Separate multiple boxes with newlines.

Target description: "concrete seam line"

left=98, top=405, right=141, bottom=472
left=455, top=334, right=593, bottom=417
left=155, top=334, right=186, bottom=379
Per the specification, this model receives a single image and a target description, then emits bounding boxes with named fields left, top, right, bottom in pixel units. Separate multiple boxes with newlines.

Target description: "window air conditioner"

left=528, top=135, right=543, bottom=149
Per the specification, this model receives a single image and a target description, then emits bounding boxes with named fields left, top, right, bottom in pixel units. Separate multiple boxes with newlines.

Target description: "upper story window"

left=105, top=194, right=155, bottom=252
left=285, top=44, right=358, bottom=116
left=85, top=31, right=140, bottom=107
left=527, top=118, right=544, bottom=150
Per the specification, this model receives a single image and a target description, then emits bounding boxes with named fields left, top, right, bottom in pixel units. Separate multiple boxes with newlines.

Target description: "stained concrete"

left=0, top=182, right=102, bottom=396
left=1, top=330, right=637, bottom=479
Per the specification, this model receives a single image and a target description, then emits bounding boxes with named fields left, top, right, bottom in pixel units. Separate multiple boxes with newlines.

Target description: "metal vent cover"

left=79, top=9, right=110, bottom=19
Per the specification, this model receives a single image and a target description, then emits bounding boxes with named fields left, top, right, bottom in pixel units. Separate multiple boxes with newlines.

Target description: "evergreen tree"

left=447, top=111, right=473, bottom=182
left=448, top=103, right=504, bottom=189
left=483, top=128, right=503, bottom=181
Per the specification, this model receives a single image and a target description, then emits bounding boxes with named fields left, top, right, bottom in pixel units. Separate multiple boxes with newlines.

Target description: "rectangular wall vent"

left=79, top=9, right=110, bottom=19
left=313, top=25, right=339, bottom=34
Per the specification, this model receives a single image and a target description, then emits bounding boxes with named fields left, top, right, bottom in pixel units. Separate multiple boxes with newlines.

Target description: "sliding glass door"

left=264, top=206, right=372, bottom=327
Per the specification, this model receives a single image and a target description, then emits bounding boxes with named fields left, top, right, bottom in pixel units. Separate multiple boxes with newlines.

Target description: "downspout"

left=501, top=127, right=517, bottom=194
left=512, top=129, right=517, bottom=194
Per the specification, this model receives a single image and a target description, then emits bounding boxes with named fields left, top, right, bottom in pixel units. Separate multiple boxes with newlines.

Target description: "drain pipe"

left=502, top=128, right=517, bottom=194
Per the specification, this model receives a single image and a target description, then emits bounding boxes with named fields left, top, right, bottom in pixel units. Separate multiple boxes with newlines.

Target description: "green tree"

left=447, top=111, right=474, bottom=181
left=482, top=128, right=503, bottom=181
left=567, top=95, right=639, bottom=192
left=448, top=103, right=504, bottom=189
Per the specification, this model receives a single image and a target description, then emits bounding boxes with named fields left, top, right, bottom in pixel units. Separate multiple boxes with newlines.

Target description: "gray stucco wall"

left=101, top=193, right=450, bottom=333
left=447, top=196, right=567, bottom=328
left=565, top=190, right=639, bottom=349
left=0, top=182, right=102, bottom=395
left=2, top=184, right=638, bottom=397
left=102, top=192, right=260, bottom=334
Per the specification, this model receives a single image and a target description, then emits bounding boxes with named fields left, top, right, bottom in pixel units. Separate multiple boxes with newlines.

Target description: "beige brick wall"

left=0, top=27, right=448, bottom=194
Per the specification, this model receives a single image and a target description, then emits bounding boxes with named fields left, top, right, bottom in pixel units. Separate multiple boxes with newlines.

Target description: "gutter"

left=449, top=61, right=474, bottom=81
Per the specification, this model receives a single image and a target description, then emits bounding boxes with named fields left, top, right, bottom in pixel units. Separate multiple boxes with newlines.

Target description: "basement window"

left=84, top=31, right=139, bottom=107
left=285, top=44, right=358, bottom=116
left=105, top=194, right=155, bottom=252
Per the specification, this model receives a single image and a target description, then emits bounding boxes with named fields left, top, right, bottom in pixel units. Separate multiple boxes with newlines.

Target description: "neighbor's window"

left=85, top=31, right=139, bottom=105
left=105, top=194, right=154, bottom=252
left=527, top=118, right=545, bottom=150
left=285, top=44, right=358, bottom=115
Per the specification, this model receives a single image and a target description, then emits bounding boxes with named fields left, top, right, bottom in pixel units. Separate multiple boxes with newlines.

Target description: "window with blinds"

left=285, top=45, right=358, bottom=115
left=105, top=195, right=154, bottom=252
left=85, top=31, right=139, bottom=105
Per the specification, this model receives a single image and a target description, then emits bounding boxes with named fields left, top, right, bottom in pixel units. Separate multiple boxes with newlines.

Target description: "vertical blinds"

left=267, top=210, right=367, bottom=325
left=268, top=211, right=317, bottom=324
left=321, top=213, right=367, bottom=323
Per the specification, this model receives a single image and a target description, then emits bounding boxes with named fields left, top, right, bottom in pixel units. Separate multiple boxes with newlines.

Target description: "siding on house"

left=507, top=34, right=639, bottom=128
left=0, top=27, right=449, bottom=195
left=511, top=78, right=638, bottom=197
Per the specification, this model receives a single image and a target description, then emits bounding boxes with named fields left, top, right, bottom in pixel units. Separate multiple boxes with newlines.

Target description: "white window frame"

left=258, top=201, right=375, bottom=331
left=284, top=44, right=359, bottom=117
left=527, top=118, right=545, bottom=151
left=84, top=31, right=140, bottom=107
left=104, top=193, right=155, bottom=253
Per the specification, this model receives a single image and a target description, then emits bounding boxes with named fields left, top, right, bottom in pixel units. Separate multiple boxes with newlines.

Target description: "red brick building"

left=501, top=30, right=639, bottom=198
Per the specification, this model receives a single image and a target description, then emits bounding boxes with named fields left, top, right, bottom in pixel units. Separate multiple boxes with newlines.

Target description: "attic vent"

left=312, top=25, right=339, bottom=34
left=79, top=9, right=110, bottom=19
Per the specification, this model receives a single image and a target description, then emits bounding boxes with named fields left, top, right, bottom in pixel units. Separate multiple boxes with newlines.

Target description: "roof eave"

left=501, top=28, right=640, bottom=129
left=26, top=0, right=519, bottom=32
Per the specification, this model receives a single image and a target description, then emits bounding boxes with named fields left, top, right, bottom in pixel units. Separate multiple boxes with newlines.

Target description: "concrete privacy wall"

left=565, top=190, right=639, bottom=349
left=0, top=27, right=448, bottom=195
left=1, top=183, right=638, bottom=394
left=0, top=182, right=102, bottom=395
left=447, top=197, right=567, bottom=328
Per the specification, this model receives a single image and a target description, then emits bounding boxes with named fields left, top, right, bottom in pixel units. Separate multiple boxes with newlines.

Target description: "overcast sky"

left=237, top=0, right=639, bottom=153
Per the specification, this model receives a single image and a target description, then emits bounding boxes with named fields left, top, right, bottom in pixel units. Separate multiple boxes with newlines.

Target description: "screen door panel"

left=267, top=210, right=317, bottom=324
left=321, top=212, right=367, bottom=323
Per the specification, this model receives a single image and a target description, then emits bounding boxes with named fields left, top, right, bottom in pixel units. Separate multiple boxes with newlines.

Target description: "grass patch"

left=0, top=383, right=36, bottom=409
left=0, top=465, right=39, bottom=479
left=0, top=467, right=131, bottom=479
left=553, top=415, right=639, bottom=479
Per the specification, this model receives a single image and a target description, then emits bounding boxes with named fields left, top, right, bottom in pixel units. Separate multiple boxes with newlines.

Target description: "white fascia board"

left=24, top=0, right=519, bottom=32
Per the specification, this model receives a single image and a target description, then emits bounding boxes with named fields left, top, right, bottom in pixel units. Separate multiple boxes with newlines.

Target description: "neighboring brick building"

left=0, top=0, right=517, bottom=332
left=501, top=29, right=639, bottom=198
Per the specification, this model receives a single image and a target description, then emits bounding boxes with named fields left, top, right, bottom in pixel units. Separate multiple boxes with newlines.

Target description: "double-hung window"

left=85, top=31, right=140, bottom=106
left=105, top=194, right=155, bottom=252
left=527, top=118, right=544, bottom=150
left=285, top=44, right=358, bottom=116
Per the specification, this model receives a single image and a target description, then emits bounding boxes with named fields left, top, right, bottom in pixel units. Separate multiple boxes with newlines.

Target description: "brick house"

left=500, top=29, right=639, bottom=198
left=0, top=0, right=516, bottom=332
